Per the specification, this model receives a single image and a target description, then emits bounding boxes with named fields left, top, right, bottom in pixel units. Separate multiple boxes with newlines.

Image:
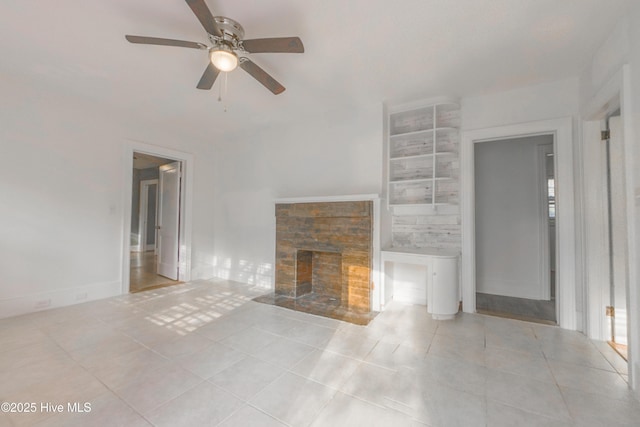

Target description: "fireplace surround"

left=255, top=199, right=377, bottom=324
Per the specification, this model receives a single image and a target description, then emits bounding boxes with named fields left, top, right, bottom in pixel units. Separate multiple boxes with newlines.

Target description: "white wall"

left=210, top=103, right=384, bottom=288
left=462, top=77, right=580, bottom=131
left=578, top=2, right=640, bottom=396
left=0, top=75, right=217, bottom=318
left=475, top=135, right=552, bottom=299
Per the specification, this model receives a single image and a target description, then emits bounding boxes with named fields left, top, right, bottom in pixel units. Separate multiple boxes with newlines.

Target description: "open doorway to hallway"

left=473, top=135, right=556, bottom=324
left=130, top=152, right=182, bottom=293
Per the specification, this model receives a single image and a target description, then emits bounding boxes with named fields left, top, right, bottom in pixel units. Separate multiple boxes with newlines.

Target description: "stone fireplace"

left=255, top=199, right=376, bottom=324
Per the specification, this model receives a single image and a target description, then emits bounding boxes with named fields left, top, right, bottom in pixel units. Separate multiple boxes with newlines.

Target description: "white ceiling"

left=0, top=0, right=631, bottom=138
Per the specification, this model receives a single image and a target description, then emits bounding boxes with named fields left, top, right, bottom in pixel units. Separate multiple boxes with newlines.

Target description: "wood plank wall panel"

left=391, top=214, right=461, bottom=250
left=275, top=201, right=373, bottom=312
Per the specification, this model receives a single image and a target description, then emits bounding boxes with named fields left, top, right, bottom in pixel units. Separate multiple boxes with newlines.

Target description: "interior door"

left=157, top=161, right=181, bottom=280
left=608, top=115, right=628, bottom=347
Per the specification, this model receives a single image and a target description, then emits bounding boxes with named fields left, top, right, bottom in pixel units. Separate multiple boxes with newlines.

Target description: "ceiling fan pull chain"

left=217, top=72, right=229, bottom=112
left=223, top=72, right=229, bottom=112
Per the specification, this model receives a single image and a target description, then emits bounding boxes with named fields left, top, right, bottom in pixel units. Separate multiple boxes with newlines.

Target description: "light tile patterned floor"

left=0, top=279, right=638, bottom=426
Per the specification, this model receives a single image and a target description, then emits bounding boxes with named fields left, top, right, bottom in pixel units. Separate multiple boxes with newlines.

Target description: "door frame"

left=123, top=142, right=194, bottom=293
left=537, top=143, right=554, bottom=301
left=461, top=117, right=576, bottom=330
left=580, top=65, right=637, bottom=394
left=139, top=179, right=158, bottom=252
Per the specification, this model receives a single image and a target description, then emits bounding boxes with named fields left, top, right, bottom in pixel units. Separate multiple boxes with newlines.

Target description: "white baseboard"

left=0, top=281, right=122, bottom=320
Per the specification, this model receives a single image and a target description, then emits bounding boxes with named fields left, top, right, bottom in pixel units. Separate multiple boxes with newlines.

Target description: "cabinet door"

left=428, top=257, right=459, bottom=316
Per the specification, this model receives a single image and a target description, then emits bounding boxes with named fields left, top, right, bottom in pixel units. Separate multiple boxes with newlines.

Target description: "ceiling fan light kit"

left=210, top=46, right=238, bottom=72
left=125, top=0, right=304, bottom=95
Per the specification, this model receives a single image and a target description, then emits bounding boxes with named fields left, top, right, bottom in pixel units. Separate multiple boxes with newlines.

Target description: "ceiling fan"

left=125, top=0, right=304, bottom=95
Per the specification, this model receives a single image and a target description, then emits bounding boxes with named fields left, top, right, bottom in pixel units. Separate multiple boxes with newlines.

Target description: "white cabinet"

left=387, top=102, right=460, bottom=210
left=381, top=248, right=460, bottom=319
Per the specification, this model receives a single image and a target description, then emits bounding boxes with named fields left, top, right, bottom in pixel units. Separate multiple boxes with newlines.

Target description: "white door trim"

left=461, top=117, right=576, bottom=330
left=139, top=179, right=158, bottom=253
left=123, top=142, right=194, bottom=293
left=581, top=64, right=637, bottom=394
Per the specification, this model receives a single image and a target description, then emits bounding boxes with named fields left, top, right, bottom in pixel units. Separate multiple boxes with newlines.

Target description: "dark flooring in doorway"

left=476, top=292, right=556, bottom=324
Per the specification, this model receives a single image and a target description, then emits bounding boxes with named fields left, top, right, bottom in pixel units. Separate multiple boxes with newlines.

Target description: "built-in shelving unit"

left=387, top=102, right=460, bottom=211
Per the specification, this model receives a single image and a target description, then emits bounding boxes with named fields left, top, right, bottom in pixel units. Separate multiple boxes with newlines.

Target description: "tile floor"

left=0, top=279, right=638, bottom=426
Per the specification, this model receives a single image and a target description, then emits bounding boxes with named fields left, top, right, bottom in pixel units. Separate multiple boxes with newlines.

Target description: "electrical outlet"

left=76, top=292, right=88, bottom=301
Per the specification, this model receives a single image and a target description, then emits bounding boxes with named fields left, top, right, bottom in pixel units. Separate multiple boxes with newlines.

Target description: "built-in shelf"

left=390, top=178, right=431, bottom=185
left=390, top=176, right=455, bottom=184
left=387, top=102, right=460, bottom=210
left=390, top=151, right=456, bottom=161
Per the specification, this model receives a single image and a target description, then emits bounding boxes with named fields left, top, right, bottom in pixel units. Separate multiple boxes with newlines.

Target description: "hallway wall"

left=475, top=135, right=553, bottom=299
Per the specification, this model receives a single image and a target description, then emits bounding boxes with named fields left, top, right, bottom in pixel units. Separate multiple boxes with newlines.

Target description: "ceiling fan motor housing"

left=209, top=16, right=245, bottom=50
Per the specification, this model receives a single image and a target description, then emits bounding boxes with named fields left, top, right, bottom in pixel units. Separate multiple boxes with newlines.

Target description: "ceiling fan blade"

left=197, top=63, right=220, bottom=90
left=125, top=35, right=207, bottom=50
left=242, top=37, right=304, bottom=53
left=239, top=59, right=285, bottom=95
left=185, top=0, right=221, bottom=36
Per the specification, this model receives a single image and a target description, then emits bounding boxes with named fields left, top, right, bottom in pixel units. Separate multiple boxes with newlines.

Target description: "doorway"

left=129, top=152, right=182, bottom=293
left=473, top=135, right=556, bottom=324
left=460, top=118, right=576, bottom=330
